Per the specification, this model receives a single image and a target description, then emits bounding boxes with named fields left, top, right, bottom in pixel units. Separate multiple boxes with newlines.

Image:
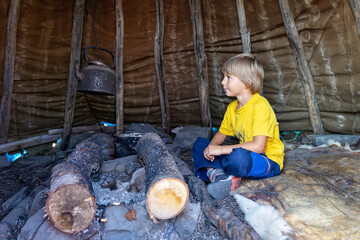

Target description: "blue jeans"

left=192, top=137, right=280, bottom=181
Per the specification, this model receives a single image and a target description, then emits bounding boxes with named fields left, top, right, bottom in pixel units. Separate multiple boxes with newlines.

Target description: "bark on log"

left=0, top=0, right=21, bottom=144
left=66, top=141, right=103, bottom=177
left=348, top=0, right=360, bottom=38
left=154, top=0, right=171, bottom=134
left=278, top=0, right=324, bottom=135
left=61, top=0, right=86, bottom=150
left=189, top=0, right=212, bottom=128
left=136, top=133, right=189, bottom=221
left=115, top=0, right=125, bottom=136
left=45, top=162, right=97, bottom=234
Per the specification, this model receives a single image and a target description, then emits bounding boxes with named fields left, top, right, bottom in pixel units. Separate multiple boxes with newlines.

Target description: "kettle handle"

left=84, top=46, right=115, bottom=69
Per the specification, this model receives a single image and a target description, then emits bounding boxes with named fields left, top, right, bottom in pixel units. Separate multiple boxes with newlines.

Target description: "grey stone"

left=102, top=204, right=169, bottom=239
left=28, top=188, right=48, bottom=217
left=172, top=126, right=212, bottom=150
left=17, top=208, right=47, bottom=240
left=313, top=134, right=360, bottom=146
left=174, top=202, right=201, bottom=238
left=0, top=222, right=11, bottom=240
left=126, top=167, right=146, bottom=192
left=99, top=155, right=139, bottom=173
left=32, top=218, right=72, bottom=240
left=0, top=156, right=11, bottom=169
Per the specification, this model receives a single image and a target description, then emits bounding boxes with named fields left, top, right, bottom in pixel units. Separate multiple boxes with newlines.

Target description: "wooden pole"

left=61, top=0, right=86, bottom=150
left=189, top=0, right=212, bottom=128
left=348, top=0, right=360, bottom=38
left=236, top=0, right=251, bottom=53
left=0, top=0, right=21, bottom=144
left=115, top=0, right=125, bottom=136
left=279, top=0, right=324, bottom=135
left=154, top=0, right=171, bottom=134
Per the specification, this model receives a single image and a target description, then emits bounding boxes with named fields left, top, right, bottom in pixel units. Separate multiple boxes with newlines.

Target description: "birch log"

left=0, top=0, right=21, bottom=144
left=45, top=162, right=97, bottom=234
left=136, top=133, right=189, bottom=222
left=154, top=0, right=171, bottom=134
left=115, top=0, right=125, bottom=136
left=61, top=0, right=86, bottom=150
left=45, top=141, right=102, bottom=233
left=189, top=0, right=212, bottom=128
left=279, top=0, right=324, bottom=135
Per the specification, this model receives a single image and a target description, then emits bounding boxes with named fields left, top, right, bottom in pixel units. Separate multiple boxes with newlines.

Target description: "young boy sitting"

left=192, top=53, right=284, bottom=200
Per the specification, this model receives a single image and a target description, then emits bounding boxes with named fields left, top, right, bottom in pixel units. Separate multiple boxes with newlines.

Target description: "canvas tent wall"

left=0, top=0, right=359, bottom=142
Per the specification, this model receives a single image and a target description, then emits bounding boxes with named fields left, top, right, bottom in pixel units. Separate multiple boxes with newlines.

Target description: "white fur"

left=233, top=194, right=292, bottom=240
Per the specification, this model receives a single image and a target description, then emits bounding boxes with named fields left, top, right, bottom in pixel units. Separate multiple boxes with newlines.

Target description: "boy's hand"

left=204, top=145, right=222, bottom=162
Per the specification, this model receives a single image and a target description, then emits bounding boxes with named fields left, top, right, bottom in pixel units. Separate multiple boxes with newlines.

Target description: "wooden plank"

left=348, top=0, right=360, bottom=38
left=115, top=0, right=125, bottom=136
left=154, top=0, right=171, bottom=134
left=236, top=0, right=251, bottom=53
left=0, top=0, right=21, bottom=144
left=278, top=0, right=324, bottom=135
left=189, top=0, right=212, bottom=128
left=61, top=0, right=86, bottom=150
left=0, top=134, right=61, bottom=154
left=48, top=124, right=115, bottom=135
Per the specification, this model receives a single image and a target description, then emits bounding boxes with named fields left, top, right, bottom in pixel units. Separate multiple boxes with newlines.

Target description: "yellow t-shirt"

left=219, top=93, right=284, bottom=170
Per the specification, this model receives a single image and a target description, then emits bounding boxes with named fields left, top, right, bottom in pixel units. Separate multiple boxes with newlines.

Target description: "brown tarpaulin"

left=0, top=0, right=359, bottom=141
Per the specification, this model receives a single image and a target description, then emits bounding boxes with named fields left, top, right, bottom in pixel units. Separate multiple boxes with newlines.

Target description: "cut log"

left=66, top=140, right=103, bottom=177
left=45, top=162, right=97, bottom=234
left=136, top=133, right=189, bottom=221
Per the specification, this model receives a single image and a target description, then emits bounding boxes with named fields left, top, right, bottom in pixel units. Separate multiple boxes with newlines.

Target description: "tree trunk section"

left=45, top=139, right=102, bottom=233
left=66, top=140, right=103, bottom=178
left=61, top=0, right=86, bottom=150
left=348, top=0, right=360, bottom=38
left=45, top=162, right=97, bottom=234
left=115, top=0, right=125, bottom=136
left=279, top=0, right=324, bottom=135
left=0, top=0, right=21, bottom=144
left=136, top=133, right=189, bottom=221
left=154, top=0, right=171, bottom=134
left=189, top=0, right=212, bottom=128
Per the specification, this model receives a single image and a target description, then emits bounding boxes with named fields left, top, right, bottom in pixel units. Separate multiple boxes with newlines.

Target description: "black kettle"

left=76, top=46, right=116, bottom=95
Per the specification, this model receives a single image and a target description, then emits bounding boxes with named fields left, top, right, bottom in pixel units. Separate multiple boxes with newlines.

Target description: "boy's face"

left=221, top=73, right=249, bottom=97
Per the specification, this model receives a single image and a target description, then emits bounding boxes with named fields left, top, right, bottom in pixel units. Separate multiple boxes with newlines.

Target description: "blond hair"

left=222, top=53, right=264, bottom=94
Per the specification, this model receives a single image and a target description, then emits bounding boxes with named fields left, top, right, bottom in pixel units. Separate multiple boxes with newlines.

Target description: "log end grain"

left=45, top=184, right=96, bottom=234
left=146, top=178, right=189, bottom=220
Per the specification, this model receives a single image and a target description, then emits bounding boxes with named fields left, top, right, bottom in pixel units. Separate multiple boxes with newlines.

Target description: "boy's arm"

left=221, top=135, right=267, bottom=154
left=204, top=132, right=227, bottom=161
left=205, top=135, right=267, bottom=161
